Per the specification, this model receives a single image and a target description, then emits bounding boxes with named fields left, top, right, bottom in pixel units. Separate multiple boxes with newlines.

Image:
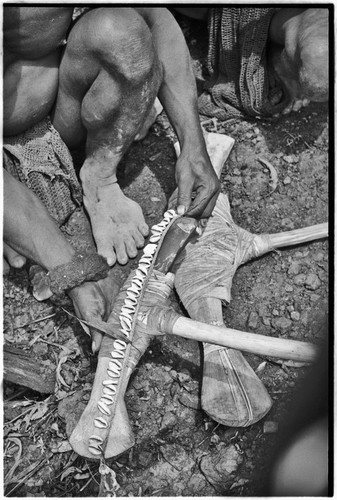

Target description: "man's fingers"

left=177, top=185, right=193, bottom=216
left=185, top=188, right=218, bottom=219
left=91, top=329, right=103, bottom=354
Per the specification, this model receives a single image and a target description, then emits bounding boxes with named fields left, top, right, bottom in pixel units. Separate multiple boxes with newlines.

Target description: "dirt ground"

left=3, top=13, right=330, bottom=498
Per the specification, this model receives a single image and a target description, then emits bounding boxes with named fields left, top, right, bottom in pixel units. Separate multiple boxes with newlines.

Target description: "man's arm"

left=135, top=7, right=220, bottom=218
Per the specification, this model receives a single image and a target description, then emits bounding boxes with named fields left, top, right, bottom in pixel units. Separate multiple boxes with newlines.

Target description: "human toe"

left=139, top=222, right=149, bottom=238
left=3, top=244, right=26, bottom=269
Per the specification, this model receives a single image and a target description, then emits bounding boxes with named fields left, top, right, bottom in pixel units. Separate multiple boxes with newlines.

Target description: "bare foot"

left=82, top=180, right=149, bottom=266
left=282, top=97, right=310, bottom=115
left=3, top=243, right=26, bottom=274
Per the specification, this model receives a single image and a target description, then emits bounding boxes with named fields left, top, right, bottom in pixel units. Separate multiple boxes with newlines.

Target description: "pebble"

left=305, top=273, right=321, bottom=290
left=285, top=284, right=294, bottom=292
left=283, top=176, right=291, bottom=185
left=288, top=262, right=301, bottom=276
left=310, top=294, right=321, bottom=302
left=272, top=317, right=292, bottom=330
left=272, top=309, right=279, bottom=316
left=281, top=218, right=295, bottom=230
left=160, top=411, right=177, bottom=430
left=293, top=273, right=307, bottom=286
left=263, top=421, right=278, bottom=434
left=138, top=450, right=153, bottom=468
left=262, top=317, right=271, bottom=326
left=247, top=311, right=259, bottom=329
left=290, top=311, right=300, bottom=321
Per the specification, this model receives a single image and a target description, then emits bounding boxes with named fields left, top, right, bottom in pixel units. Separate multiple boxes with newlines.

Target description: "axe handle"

left=167, top=315, right=317, bottom=363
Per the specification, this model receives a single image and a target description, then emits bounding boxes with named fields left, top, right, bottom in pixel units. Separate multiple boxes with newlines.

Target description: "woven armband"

left=47, top=253, right=109, bottom=294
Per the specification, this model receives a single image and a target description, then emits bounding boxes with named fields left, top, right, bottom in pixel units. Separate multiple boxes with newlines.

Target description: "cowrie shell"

left=135, top=269, right=146, bottom=280
left=143, top=244, right=157, bottom=256
left=157, top=220, right=168, bottom=228
left=124, top=297, right=137, bottom=308
left=127, top=284, right=140, bottom=296
left=104, top=385, right=117, bottom=396
left=103, top=379, right=118, bottom=387
left=101, top=393, right=114, bottom=404
left=107, top=369, right=120, bottom=378
left=138, top=264, right=149, bottom=276
left=139, top=255, right=152, bottom=265
left=164, top=209, right=176, bottom=218
left=120, top=316, right=132, bottom=331
left=94, top=417, right=108, bottom=428
left=89, top=435, right=104, bottom=444
left=132, top=278, right=144, bottom=288
left=110, top=350, right=124, bottom=359
left=89, top=446, right=102, bottom=455
left=110, top=359, right=122, bottom=369
left=98, top=401, right=111, bottom=416
left=120, top=309, right=133, bottom=321
left=149, top=234, right=161, bottom=243
left=113, top=339, right=127, bottom=350
left=151, top=224, right=164, bottom=233
left=119, top=328, right=130, bottom=339
left=108, top=363, right=121, bottom=375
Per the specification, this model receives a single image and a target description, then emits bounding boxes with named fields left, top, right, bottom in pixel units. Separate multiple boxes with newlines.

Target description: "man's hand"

left=174, top=147, right=221, bottom=219
left=68, top=274, right=121, bottom=354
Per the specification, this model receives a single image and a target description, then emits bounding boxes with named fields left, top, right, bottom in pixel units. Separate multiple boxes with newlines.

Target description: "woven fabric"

left=198, top=8, right=286, bottom=120
left=3, top=117, right=82, bottom=225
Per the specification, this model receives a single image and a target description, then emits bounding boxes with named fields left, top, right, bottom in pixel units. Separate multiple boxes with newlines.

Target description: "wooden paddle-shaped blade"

left=187, top=297, right=272, bottom=426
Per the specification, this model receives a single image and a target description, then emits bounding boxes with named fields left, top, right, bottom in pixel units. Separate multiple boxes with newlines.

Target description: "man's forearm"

left=137, top=8, right=206, bottom=149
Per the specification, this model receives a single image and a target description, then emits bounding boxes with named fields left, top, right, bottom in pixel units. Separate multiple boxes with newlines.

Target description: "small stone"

left=247, top=311, right=259, bottom=329
left=305, top=273, right=321, bottom=290
left=233, top=167, right=241, bottom=176
left=272, top=309, right=279, bottom=316
left=283, top=176, right=291, bottom=185
left=263, top=421, right=278, bottom=434
left=290, top=311, right=300, bottom=321
left=281, top=218, right=295, bottom=230
left=138, top=450, right=153, bottom=467
left=293, top=273, right=307, bottom=286
left=288, top=262, right=301, bottom=276
left=283, top=155, right=294, bottom=164
left=262, top=317, right=271, bottom=326
left=310, top=294, right=321, bottom=302
left=287, top=305, right=294, bottom=312
left=285, top=284, right=294, bottom=292
left=272, top=317, right=292, bottom=330
left=160, top=411, right=177, bottom=431
left=210, top=434, right=221, bottom=445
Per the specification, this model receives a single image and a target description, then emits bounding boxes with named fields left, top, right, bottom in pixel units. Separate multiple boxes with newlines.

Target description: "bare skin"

left=3, top=7, right=219, bottom=347
left=4, top=7, right=219, bottom=269
left=174, top=7, right=329, bottom=114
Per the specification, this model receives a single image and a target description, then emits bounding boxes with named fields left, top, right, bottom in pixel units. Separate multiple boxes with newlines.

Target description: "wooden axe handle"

left=171, top=316, right=317, bottom=363
left=145, top=305, right=318, bottom=363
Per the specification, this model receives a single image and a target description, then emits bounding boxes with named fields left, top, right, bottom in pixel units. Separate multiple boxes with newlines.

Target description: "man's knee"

left=297, top=9, right=329, bottom=101
left=76, top=8, right=157, bottom=86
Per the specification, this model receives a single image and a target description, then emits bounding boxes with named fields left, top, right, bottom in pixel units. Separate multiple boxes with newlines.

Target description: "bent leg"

left=269, top=8, right=329, bottom=114
left=53, top=8, right=162, bottom=266
left=3, top=169, right=75, bottom=271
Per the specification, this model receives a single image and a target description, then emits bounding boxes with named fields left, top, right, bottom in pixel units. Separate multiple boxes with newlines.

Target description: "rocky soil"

left=3, top=13, right=329, bottom=498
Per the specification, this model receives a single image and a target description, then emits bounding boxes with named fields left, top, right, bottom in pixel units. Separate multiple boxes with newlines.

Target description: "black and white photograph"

left=3, top=2, right=331, bottom=497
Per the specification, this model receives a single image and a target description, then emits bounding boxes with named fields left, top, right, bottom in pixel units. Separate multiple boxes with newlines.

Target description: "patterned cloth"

left=199, top=8, right=287, bottom=120
left=3, top=117, right=82, bottom=225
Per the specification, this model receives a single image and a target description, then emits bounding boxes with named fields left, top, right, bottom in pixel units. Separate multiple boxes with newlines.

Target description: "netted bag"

left=199, top=8, right=286, bottom=120
left=3, top=117, right=82, bottom=225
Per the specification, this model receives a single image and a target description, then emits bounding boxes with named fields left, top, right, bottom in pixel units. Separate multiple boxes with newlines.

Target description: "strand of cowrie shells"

left=83, top=209, right=178, bottom=457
